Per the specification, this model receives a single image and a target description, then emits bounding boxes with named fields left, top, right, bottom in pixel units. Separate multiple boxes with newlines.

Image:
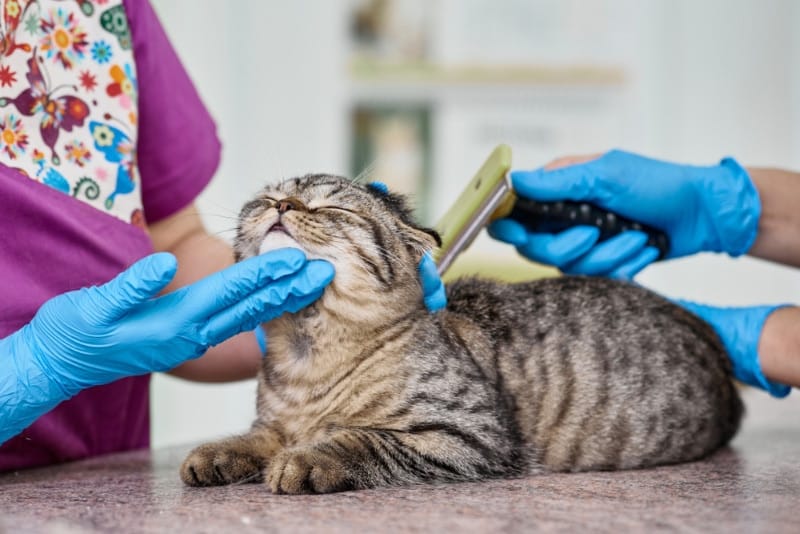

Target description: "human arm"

left=0, top=248, right=335, bottom=444
left=759, top=307, right=800, bottom=388
left=746, top=167, right=800, bottom=267
left=147, top=203, right=267, bottom=382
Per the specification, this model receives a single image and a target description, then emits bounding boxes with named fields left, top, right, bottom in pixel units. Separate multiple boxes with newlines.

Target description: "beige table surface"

left=1, top=389, right=798, bottom=533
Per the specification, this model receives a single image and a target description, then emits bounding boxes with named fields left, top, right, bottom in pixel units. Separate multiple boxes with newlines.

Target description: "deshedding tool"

left=432, top=144, right=669, bottom=275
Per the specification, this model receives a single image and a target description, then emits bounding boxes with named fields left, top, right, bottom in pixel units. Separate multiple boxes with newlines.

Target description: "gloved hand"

left=419, top=251, right=446, bottom=312
left=677, top=299, right=791, bottom=397
left=0, top=248, right=334, bottom=444
left=489, top=150, right=761, bottom=279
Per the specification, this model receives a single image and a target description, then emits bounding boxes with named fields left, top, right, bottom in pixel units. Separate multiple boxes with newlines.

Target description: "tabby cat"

left=180, top=174, right=743, bottom=494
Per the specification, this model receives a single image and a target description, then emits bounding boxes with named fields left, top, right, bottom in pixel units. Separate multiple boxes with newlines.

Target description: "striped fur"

left=181, top=174, right=743, bottom=493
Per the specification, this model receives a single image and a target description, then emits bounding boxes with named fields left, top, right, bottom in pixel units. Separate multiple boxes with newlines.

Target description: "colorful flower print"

left=0, top=114, right=29, bottom=159
left=40, top=7, right=89, bottom=69
left=2, top=0, right=36, bottom=56
left=65, top=139, right=91, bottom=167
left=0, top=65, right=17, bottom=87
left=79, top=70, right=97, bottom=91
left=92, top=123, right=115, bottom=147
left=23, top=12, right=38, bottom=35
left=91, top=40, right=112, bottom=64
left=6, top=0, right=20, bottom=18
left=106, top=63, right=137, bottom=111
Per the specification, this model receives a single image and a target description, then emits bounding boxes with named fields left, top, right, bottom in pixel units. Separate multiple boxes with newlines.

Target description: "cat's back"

left=444, top=275, right=743, bottom=472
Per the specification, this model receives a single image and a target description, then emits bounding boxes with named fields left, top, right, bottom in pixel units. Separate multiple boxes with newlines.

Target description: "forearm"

left=149, top=205, right=262, bottom=382
left=747, top=167, right=800, bottom=266
left=759, top=306, right=800, bottom=388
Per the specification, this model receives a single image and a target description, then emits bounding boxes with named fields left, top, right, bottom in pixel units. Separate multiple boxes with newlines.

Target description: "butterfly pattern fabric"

left=0, top=0, right=143, bottom=225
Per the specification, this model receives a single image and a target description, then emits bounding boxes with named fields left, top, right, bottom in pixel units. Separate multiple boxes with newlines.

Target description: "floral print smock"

left=0, top=0, right=144, bottom=226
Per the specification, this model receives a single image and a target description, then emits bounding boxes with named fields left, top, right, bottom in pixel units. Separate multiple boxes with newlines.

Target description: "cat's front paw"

left=266, top=449, right=354, bottom=494
left=180, top=442, right=266, bottom=487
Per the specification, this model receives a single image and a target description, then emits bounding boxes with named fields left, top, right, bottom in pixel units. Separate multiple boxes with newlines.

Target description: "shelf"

left=349, top=58, right=627, bottom=88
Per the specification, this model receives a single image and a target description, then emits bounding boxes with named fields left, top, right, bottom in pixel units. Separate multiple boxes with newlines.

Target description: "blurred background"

left=148, top=0, right=800, bottom=448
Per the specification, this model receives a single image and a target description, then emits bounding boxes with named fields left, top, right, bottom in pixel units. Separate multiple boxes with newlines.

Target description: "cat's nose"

left=276, top=197, right=304, bottom=214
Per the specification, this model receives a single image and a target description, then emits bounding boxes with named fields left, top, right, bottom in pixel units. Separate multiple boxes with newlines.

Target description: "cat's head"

left=234, top=174, right=441, bottom=322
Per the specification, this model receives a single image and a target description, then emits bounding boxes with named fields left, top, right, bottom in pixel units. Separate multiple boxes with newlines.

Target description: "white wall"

left=148, top=0, right=800, bottom=448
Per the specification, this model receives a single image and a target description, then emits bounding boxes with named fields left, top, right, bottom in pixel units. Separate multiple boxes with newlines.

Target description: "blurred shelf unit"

left=344, top=0, right=632, bottom=226
left=348, top=60, right=627, bottom=106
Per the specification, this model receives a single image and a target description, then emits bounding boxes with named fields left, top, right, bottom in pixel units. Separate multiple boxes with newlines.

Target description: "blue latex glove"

left=0, top=248, right=334, bottom=444
left=419, top=251, right=446, bottom=312
left=677, top=300, right=791, bottom=397
left=489, top=150, right=761, bottom=279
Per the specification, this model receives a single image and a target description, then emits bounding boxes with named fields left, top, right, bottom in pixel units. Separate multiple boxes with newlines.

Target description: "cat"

left=180, top=173, right=743, bottom=494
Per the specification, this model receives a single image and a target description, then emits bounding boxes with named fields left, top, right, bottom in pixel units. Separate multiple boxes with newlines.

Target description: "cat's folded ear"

left=404, top=224, right=442, bottom=259
left=416, top=226, right=442, bottom=248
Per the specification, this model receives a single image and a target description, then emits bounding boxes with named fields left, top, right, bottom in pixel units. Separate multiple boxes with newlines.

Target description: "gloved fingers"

left=183, top=248, right=309, bottom=317
left=201, top=260, right=334, bottom=346
left=254, top=325, right=268, bottom=355
left=487, top=218, right=528, bottom=246
left=418, top=252, right=446, bottom=312
left=510, top=156, right=610, bottom=204
left=366, top=181, right=389, bottom=194
left=543, top=154, right=603, bottom=171
left=101, top=252, right=178, bottom=320
left=274, top=288, right=326, bottom=316
left=561, top=231, right=648, bottom=277
left=227, top=289, right=327, bottom=343
left=203, top=289, right=326, bottom=348
left=608, top=246, right=660, bottom=280
left=515, top=226, right=600, bottom=267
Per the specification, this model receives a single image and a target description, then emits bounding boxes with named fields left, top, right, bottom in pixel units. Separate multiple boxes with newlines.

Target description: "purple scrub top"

left=0, top=0, right=220, bottom=470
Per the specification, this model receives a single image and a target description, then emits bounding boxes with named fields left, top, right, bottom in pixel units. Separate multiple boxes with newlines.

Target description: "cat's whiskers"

left=370, top=242, right=409, bottom=269
left=209, top=228, right=238, bottom=239
left=351, top=160, right=377, bottom=186
left=193, top=213, right=242, bottom=222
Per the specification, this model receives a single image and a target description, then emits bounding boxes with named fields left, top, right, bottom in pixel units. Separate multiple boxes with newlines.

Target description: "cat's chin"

left=259, top=232, right=303, bottom=255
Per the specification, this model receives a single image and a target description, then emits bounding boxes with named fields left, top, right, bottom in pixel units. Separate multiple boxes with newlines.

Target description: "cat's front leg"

left=267, top=446, right=355, bottom=494
left=266, top=429, right=389, bottom=494
left=180, top=428, right=281, bottom=487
